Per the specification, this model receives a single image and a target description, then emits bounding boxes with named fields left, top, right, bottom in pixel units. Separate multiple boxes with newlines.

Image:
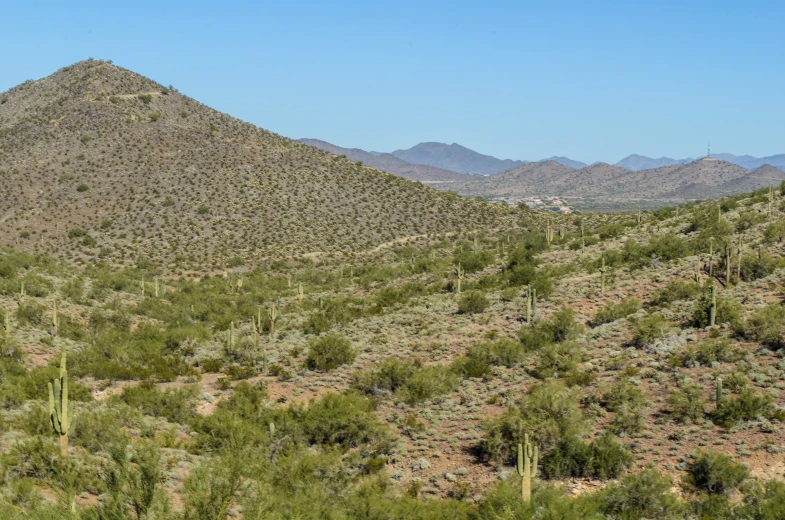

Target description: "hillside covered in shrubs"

left=1, top=183, right=785, bottom=518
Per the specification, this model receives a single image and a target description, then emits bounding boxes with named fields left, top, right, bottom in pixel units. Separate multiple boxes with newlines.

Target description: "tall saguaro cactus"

left=268, top=303, right=279, bottom=335
left=709, top=283, right=717, bottom=327
left=52, top=301, right=59, bottom=337
left=525, top=284, right=536, bottom=324
left=455, top=264, right=465, bottom=294
left=715, top=376, right=723, bottom=409
left=517, top=433, right=538, bottom=502
left=3, top=309, right=10, bottom=338
left=298, top=283, right=304, bottom=305
left=599, top=257, right=607, bottom=294
left=48, top=348, right=72, bottom=457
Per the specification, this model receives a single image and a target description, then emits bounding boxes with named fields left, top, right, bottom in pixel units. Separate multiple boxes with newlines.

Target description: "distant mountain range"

left=390, top=142, right=527, bottom=175
left=617, top=153, right=785, bottom=171
left=298, top=139, right=785, bottom=211
left=300, top=139, right=785, bottom=178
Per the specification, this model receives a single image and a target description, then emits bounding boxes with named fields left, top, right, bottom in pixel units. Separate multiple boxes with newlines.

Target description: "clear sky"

left=2, top=1, right=783, bottom=163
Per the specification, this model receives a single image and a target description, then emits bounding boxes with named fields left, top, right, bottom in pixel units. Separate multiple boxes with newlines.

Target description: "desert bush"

left=711, top=388, right=784, bottom=428
left=684, top=451, right=749, bottom=495
left=541, top=432, right=633, bottom=480
left=667, top=382, right=706, bottom=424
left=532, top=341, right=582, bottom=379
left=352, top=358, right=458, bottom=404
left=466, top=339, right=526, bottom=368
left=302, top=391, right=392, bottom=450
left=648, top=280, right=701, bottom=307
left=592, top=297, right=640, bottom=326
left=735, top=210, right=766, bottom=232
left=396, top=365, right=459, bottom=405
left=457, top=290, right=489, bottom=314
left=740, top=252, right=785, bottom=282
left=117, top=380, right=198, bottom=424
left=744, top=304, right=785, bottom=347
left=691, top=288, right=743, bottom=328
left=481, top=381, right=589, bottom=462
left=647, top=233, right=691, bottom=262
left=15, top=301, right=48, bottom=327
left=600, top=468, right=684, bottom=520
left=453, top=248, right=494, bottom=273
left=629, top=312, right=667, bottom=347
left=763, top=219, right=785, bottom=243
left=518, top=306, right=581, bottom=350
left=306, top=335, right=356, bottom=371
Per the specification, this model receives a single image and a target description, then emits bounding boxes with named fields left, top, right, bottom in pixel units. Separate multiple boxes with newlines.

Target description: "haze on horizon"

left=2, top=0, right=783, bottom=163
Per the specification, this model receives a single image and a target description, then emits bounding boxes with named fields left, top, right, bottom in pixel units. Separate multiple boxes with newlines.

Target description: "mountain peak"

left=391, top=142, right=526, bottom=175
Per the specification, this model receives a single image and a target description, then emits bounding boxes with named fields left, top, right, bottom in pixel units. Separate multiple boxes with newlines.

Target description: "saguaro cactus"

left=525, top=284, right=536, bottom=324
left=715, top=376, right=723, bottom=409
left=268, top=303, right=279, bottom=335
left=298, top=283, right=304, bottom=305
left=48, top=348, right=72, bottom=457
left=455, top=264, right=465, bottom=294
left=599, top=257, right=607, bottom=294
left=154, top=278, right=160, bottom=298
left=226, top=321, right=236, bottom=356
left=52, top=301, right=59, bottom=337
left=725, top=245, right=732, bottom=284
left=545, top=219, right=553, bottom=245
left=709, top=283, right=717, bottom=327
left=517, top=433, right=538, bottom=502
left=3, top=309, right=10, bottom=337
left=769, top=185, right=774, bottom=216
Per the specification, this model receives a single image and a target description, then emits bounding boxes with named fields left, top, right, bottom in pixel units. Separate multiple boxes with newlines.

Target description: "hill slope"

left=0, top=60, right=511, bottom=267
left=297, top=138, right=469, bottom=183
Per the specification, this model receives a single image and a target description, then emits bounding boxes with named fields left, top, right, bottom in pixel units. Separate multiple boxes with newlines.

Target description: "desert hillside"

left=0, top=60, right=512, bottom=269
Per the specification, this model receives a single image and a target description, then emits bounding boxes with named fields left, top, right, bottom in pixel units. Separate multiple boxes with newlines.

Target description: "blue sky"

left=2, top=1, right=783, bottom=163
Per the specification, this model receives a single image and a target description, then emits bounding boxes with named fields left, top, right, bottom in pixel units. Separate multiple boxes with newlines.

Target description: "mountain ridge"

left=0, top=60, right=511, bottom=267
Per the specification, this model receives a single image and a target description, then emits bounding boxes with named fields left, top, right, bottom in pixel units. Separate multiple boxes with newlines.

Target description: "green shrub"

left=647, top=233, right=690, bottom=262
left=306, top=335, right=356, bottom=371
left=648, top=280, right=701, bottom=307
left=518, top=306, right=581, bottom=350
left=691, top=289, right=743, bottom=328
left=600, top=468, right=683, bottom=520
left=453, top=248, right=494, bottom=273
left=629, top=312, right=667, bottom=347
left=711, top=388, right=784, bottom=428
left=763, top=219, right=785, bottom=243
left=302, top=391, right=392, bottom=450
left=457, top=291, right=489, bottom=314
left=541, top=432, right=633, bottom=480
left=117, top=380, right=197, bottom=424
left=532, top=341, right=582, bottom=379
left=465, top=339, right=526, bottom=368
left=684, top=451, right=749, bottom=495
left=667, top=382, right=706, bottom=424
left=744, top=303, right=785, bottom=347
left=592, top=297, right=640, bottom=326
left=396, top=365, right=459, bottom=405
left=481, top=381, right=589, bottom=462
left=740, top=252, right=785, bottom=282
left=15, top=301, right=47, bottom=327
left=735, top=210, right=766, bottom=232
left=138, top=94, right=153, bottom=104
